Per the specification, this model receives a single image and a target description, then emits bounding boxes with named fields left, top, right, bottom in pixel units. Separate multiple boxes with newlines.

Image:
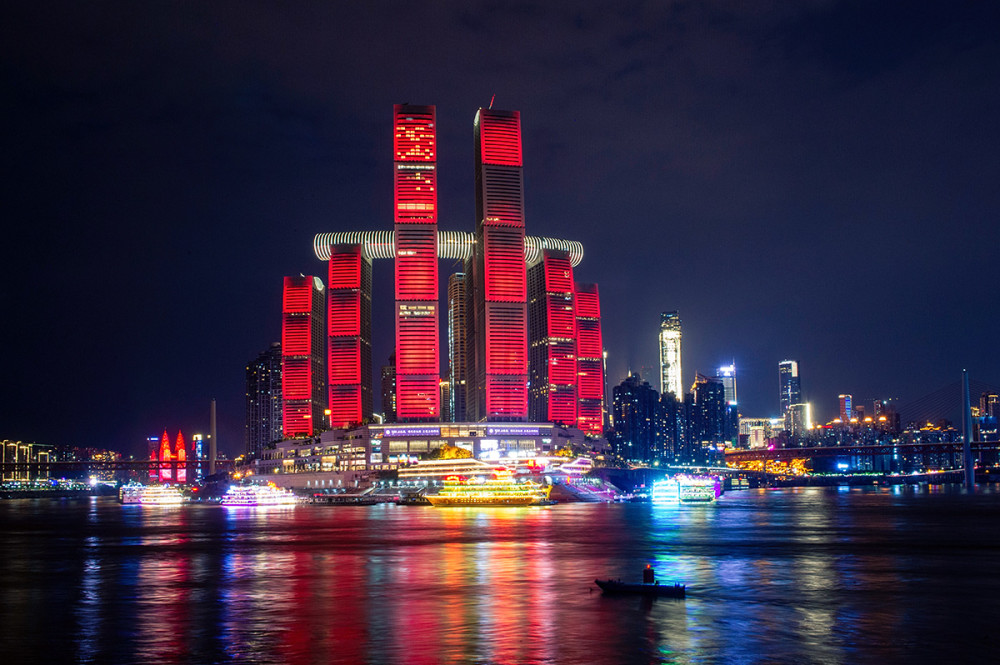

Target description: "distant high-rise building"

left=471, top=107, right=529, bottom=422
left=394, top=104, right=440, bottom=421
left=655, top=392, right=683, bottom=460
left=740, top=418, right=772, bottom=449
left=689, top=374, right=727, bottom=444
left=659, top=311, right=683, bottom=400
left=245, top=342, right=283, bottom=456
left=839, top=394, right=853, bottom=422
left=716, top=364, right=737, bottom=405
left=192, top=434, right=204, bottom=482
left=612, top=373, right=659, bottom=463
left=778, top=360, right=801, bottom=416
left=281, top=275, right=326, bottom=437
left=447, top=273, right=468, bottom=423
left=381, top=351, right=397, bottom=423
left=439, top=379, right=452, bottom=421
left=980, top=393, right=999, bottom=419
left=528, top=250, right=577, bottom=426
left=786, top=403, right=812, bottom=436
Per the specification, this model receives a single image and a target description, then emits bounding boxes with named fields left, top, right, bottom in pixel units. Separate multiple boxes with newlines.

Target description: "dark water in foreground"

left=2, top=486, right=999, bottom=664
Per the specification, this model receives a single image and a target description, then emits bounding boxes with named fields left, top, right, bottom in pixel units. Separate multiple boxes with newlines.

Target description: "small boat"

left=595, top=579, right=686, bottom=598
left=596, top=565, right=685, bottom=598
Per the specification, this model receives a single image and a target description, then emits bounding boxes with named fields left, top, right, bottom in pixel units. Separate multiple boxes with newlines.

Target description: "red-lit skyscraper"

left=307, top=105, right=605, bottom=436
left=472, top=108, right=528, bottom=421
left=282, top=275, right=326, bottom=437
left=528, top=249, right=577, bottom=426
left=575, top=283, right=604, bottom=435
left=393, top=104, right=440, bottom=421
left=327, top=244, right=373, bottom=428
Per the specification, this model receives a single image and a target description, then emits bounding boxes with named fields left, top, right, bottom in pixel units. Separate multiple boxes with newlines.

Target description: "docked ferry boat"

left=222, top=483, right=298, bottom=506
left=425, top=468, right=551, bottom=507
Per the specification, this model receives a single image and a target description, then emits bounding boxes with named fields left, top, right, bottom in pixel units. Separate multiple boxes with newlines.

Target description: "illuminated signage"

left=486, top=427, right=539, bottom=437
left=384, top=427, right=440, bottom=438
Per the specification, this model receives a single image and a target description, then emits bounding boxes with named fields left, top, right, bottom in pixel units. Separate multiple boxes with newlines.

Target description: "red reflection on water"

left=135, top=508, right=192, bottom=663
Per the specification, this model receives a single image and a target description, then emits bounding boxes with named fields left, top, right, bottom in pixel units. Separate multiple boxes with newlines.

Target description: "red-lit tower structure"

left=159, top=429, right=172, bottom=481
left=175, top=431, right=187, bottom=483
left=528, top=249, right=577, bottom=426
left=327, top=244, right=373, bottom=428
left=393, top=104, right=440, bottom=421
left=574, top=283, right=604, bottom=435
left=282, top=275, right=326, bottom=437
left=471, top=108, right=528, bottom=421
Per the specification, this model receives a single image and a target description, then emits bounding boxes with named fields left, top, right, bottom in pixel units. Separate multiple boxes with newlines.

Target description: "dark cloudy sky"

left=3, top=1, right=998, bottom=457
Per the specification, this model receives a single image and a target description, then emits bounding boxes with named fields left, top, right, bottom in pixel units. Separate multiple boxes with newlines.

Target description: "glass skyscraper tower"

left=659, top=311, right=683, bottom=400
left=778, top=360, right=802, bottom=413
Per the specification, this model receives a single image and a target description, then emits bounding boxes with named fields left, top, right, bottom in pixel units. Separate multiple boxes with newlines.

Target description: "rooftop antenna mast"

left=489, top=94, right=495, bottom=109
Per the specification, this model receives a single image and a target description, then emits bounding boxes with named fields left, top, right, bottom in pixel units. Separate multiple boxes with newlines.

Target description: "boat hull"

left=425, top=495, right=544, bottom=507
left=595, top=579, right=686, bottom=598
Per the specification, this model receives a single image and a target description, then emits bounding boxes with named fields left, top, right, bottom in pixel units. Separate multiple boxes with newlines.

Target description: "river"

left=1, top=485, right=998, bottom=664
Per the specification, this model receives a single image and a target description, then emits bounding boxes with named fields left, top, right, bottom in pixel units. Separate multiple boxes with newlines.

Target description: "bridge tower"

left=962, top=369, right=974, bottom=488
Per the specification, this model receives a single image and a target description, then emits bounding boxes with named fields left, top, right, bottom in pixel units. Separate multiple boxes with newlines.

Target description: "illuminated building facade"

left=149, top=430, right=191, bottom=483
left=282, top=275, right=326, bottom=437
left=304, top=104, right=603, bottom=435
left=245, top=421, right=595, bottom=488
left=838, top=394, right=853, bottom=422
left=574, top=283, right=604, bottom=435
left=2, top=440, right=52, bottom=482
left=716, top=364, right=737, bottom=406
left=778, top=360, right=801, bottom=415
left=393, top=104, right=440, bottom=421
left=159, top=430, right=172, bottom=481
left=528, top=250, right=577, bottom=426
left=787, top=403, right=812, bottom=436
left=472, top=108, right=529, bottom=422
left=174, top=432, right=187, bottom=483
left=245, top=342, right=283, bottom=457
left=327, top=244, right=373, bottom=428
left=659, top=311, right=683, bottom=400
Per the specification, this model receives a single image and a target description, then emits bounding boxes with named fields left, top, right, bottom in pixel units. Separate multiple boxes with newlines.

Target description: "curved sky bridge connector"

left=313, top=232, right=585, bottom=267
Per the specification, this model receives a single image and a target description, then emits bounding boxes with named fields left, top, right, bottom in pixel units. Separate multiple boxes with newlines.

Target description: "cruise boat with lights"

left=119, top=483, right=185, bottom=505
left=650, top=475, right=721, bottom=503
left=425, top=468, right=552, bottom=507
left=222, top=483, right=298, bottom=506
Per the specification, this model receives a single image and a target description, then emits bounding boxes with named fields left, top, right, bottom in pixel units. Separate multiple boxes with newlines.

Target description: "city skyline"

left=3, top=2, right=999, bottom=456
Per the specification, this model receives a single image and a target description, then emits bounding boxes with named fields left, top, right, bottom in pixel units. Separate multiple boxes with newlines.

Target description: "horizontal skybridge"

left=313, top=231, right=584, bottom=266
left=725, top=441, right=1000, bottom=463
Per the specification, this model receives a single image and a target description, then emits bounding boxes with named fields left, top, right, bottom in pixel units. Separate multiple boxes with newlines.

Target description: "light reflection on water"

left=1, top=486, right=1000, bottom=664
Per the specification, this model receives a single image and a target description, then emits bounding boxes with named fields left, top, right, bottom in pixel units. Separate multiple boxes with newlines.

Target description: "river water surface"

left=1, top=485, right=998, bottom=664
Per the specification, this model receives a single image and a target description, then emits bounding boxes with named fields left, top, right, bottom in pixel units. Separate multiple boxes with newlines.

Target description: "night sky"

left=3, top=1, right=999, bottom=458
